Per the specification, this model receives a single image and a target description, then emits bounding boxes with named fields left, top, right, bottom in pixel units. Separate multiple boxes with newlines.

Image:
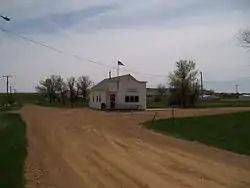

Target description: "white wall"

left=89, top=75, right=147, bottom=110
left=117, top=81, right=146, bottom=110
left=105, top=76, right=146, bottom=110
left=89, top=91, right=106, bottom=109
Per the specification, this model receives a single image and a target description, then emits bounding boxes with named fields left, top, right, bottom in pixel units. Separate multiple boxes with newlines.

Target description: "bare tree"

left=169, top=60, right=199, bottom=107
left=239, top=29, right=250, bottom=48
left=36, top=75, right=62, bottom=104
left=54, top=76, right=68, bottom=104
left=67, top=77, right=76, bottom=107
left=77, top=76, right=92, bottom=100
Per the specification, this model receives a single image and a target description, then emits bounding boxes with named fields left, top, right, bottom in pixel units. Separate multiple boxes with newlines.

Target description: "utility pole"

left=200, top=71, right=204, bottom=98
left=235, top=84, right=239, bottom=93
left=9, top=86, right=13, bottom=94
left=3, top=75, right=12, bottom=94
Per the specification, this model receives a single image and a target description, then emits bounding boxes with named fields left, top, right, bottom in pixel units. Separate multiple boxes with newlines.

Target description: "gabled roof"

left=91, top=74, right=146, bottom=91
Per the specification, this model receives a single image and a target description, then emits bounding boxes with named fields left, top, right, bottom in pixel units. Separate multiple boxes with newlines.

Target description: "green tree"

left=155, top=84, right=166, bottom=102
left=169, top=60, right=200, bottom=108
left=240, top=29, right=250, bottom=48
left=36, top=75, right=58, bottom=103
left=157, top=84, right=166, bottom=96
left=36, top=75, right=66, bottom=104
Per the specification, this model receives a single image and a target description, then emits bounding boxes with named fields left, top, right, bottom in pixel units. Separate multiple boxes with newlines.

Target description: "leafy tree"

left=77, top=76, right=93, bottom=100
left=157, top=84, right=166, bottom=96
left=239, top=29, right=250, bottom=48
left=155, top=84, right=166, bottom=102
left=36, top=75, right=68, bottom=104
left=36, top=74, right=92, bottom=106
left=36, top=75, right=61, bottom=103
left=168, top=60, right=200, bottom=107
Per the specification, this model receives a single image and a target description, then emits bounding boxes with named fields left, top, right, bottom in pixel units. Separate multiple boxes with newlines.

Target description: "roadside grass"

left=0, top=93, right=88, bottom=109
left=197, top=100, right=250, bottom=108
left=0, top=93, right=42, bottom=112
left=36, top=100, right=88, bottom=108
left=0, top=113, right=27, bottom=188
left=2, top=92, right=250, bottom=109
left=147, top=101, right=168, bottom=109
left=144, top=111, right=250, bottom=155
left=0, top=93, right=44, bottom=104
left=147, top=100, right=250, bottom=109
left=0, top=103, right=23, bottom=112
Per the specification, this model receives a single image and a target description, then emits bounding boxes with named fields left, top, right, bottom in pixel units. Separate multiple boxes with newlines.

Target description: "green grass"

left=0, top=93, right=44, bottom=112
left=147, top=101, right=168, bottom=109
left=0, top=103, right=23, bottom=112
left=0, top=93, right=44, bottom=104
left=146, top=98, right=250, bottom=109
left=0, top=93, right=88, bottom=109
left=144, top=111, right=250, bottom=155
left=0, top=113, right=27, bottom=188
left=198, top=100, right=250, bottom=108
left=36, top=100, right=88, bottom=108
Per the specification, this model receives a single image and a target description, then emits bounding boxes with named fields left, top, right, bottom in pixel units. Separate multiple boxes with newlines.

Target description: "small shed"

left=89, top=74, right=146, bottom=110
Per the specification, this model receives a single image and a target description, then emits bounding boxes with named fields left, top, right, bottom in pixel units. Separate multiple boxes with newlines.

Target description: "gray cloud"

left=0, top=0, right=250, bottom=92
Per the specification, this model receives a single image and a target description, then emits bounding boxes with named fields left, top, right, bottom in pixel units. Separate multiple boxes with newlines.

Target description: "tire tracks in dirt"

left=21, top=105, right=250, bottom=188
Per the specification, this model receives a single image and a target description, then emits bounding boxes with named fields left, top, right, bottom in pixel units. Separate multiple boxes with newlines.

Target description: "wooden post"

left=171, top=107, right=175, bottom=125
left=152, top=112, right=157, bottom=124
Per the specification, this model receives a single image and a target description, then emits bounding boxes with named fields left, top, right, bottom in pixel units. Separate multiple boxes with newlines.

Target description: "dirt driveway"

left=20, top=106, right=250, bottom=188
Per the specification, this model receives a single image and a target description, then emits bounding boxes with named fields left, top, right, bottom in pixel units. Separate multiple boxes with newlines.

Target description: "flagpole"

left=117, top=62, right=119, bottom=109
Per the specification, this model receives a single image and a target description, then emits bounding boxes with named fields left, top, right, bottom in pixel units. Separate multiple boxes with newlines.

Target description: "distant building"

left=146, top=88, right=169, bottom=101
left=89, top=74, right=146, bottom=110
left=239, top=94, right=250, bottom=100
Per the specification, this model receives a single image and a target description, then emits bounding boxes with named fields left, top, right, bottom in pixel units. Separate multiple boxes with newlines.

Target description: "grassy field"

left=0, top=93, right=44, bottom=104
left=0, top=93, right=89, bottom=109
left=1, top=93, right=250, bottom=109
left=198, top=100, right=250, bottom=108
left=36, top=100, right=88, bottom=108
left=0, top=112, right=27, bottom=188
left=147, top=101, right=168, bottom=109
left=145, top=111, right=250, bottom=155
left=147, top=99, right=250, bottom=109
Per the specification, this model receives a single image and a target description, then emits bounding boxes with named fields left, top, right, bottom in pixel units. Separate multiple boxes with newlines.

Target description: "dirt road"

left=20, top=106, right=250, bottom=188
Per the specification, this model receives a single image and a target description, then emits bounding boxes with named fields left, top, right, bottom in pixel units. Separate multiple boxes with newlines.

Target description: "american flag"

left=118, top=61, right=125, bottom=66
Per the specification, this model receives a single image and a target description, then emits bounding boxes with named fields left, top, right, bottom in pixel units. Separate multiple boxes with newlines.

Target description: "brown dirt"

left=20, top=105, right=250, bottom=188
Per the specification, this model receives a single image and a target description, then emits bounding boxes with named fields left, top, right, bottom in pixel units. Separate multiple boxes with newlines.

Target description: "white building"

left=89, top=74, right=146, bottom=110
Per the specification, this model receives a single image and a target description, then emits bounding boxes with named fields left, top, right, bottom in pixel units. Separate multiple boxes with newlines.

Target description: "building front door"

left=110, top=94, right=116, bottom=109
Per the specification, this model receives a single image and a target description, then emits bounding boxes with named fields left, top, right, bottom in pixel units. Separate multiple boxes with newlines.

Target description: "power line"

left=0, top=27, right=167, bottom=78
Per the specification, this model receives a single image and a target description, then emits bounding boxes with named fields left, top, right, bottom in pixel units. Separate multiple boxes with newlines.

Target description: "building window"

left=125, top=95, right=139, bottom=103
left=99, top=94, right=101, bottom=102
left=125, top=96, right=129, bottom=102
left=135, top=96, right=139, bottom=102
left=96, top=95, right=98, bottom=102
left=130, top=96, right=135, bottom=102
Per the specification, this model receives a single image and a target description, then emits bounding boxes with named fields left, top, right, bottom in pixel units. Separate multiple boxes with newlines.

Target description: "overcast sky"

left=0, top=0, right=250, bottom=92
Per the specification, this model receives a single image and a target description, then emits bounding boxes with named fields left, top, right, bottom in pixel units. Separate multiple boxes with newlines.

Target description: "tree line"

left=36, top=61, right=200, bottom=108
left=36, top=75, right=92, bottom=107
left=239, top=29, right=250, bottom=48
